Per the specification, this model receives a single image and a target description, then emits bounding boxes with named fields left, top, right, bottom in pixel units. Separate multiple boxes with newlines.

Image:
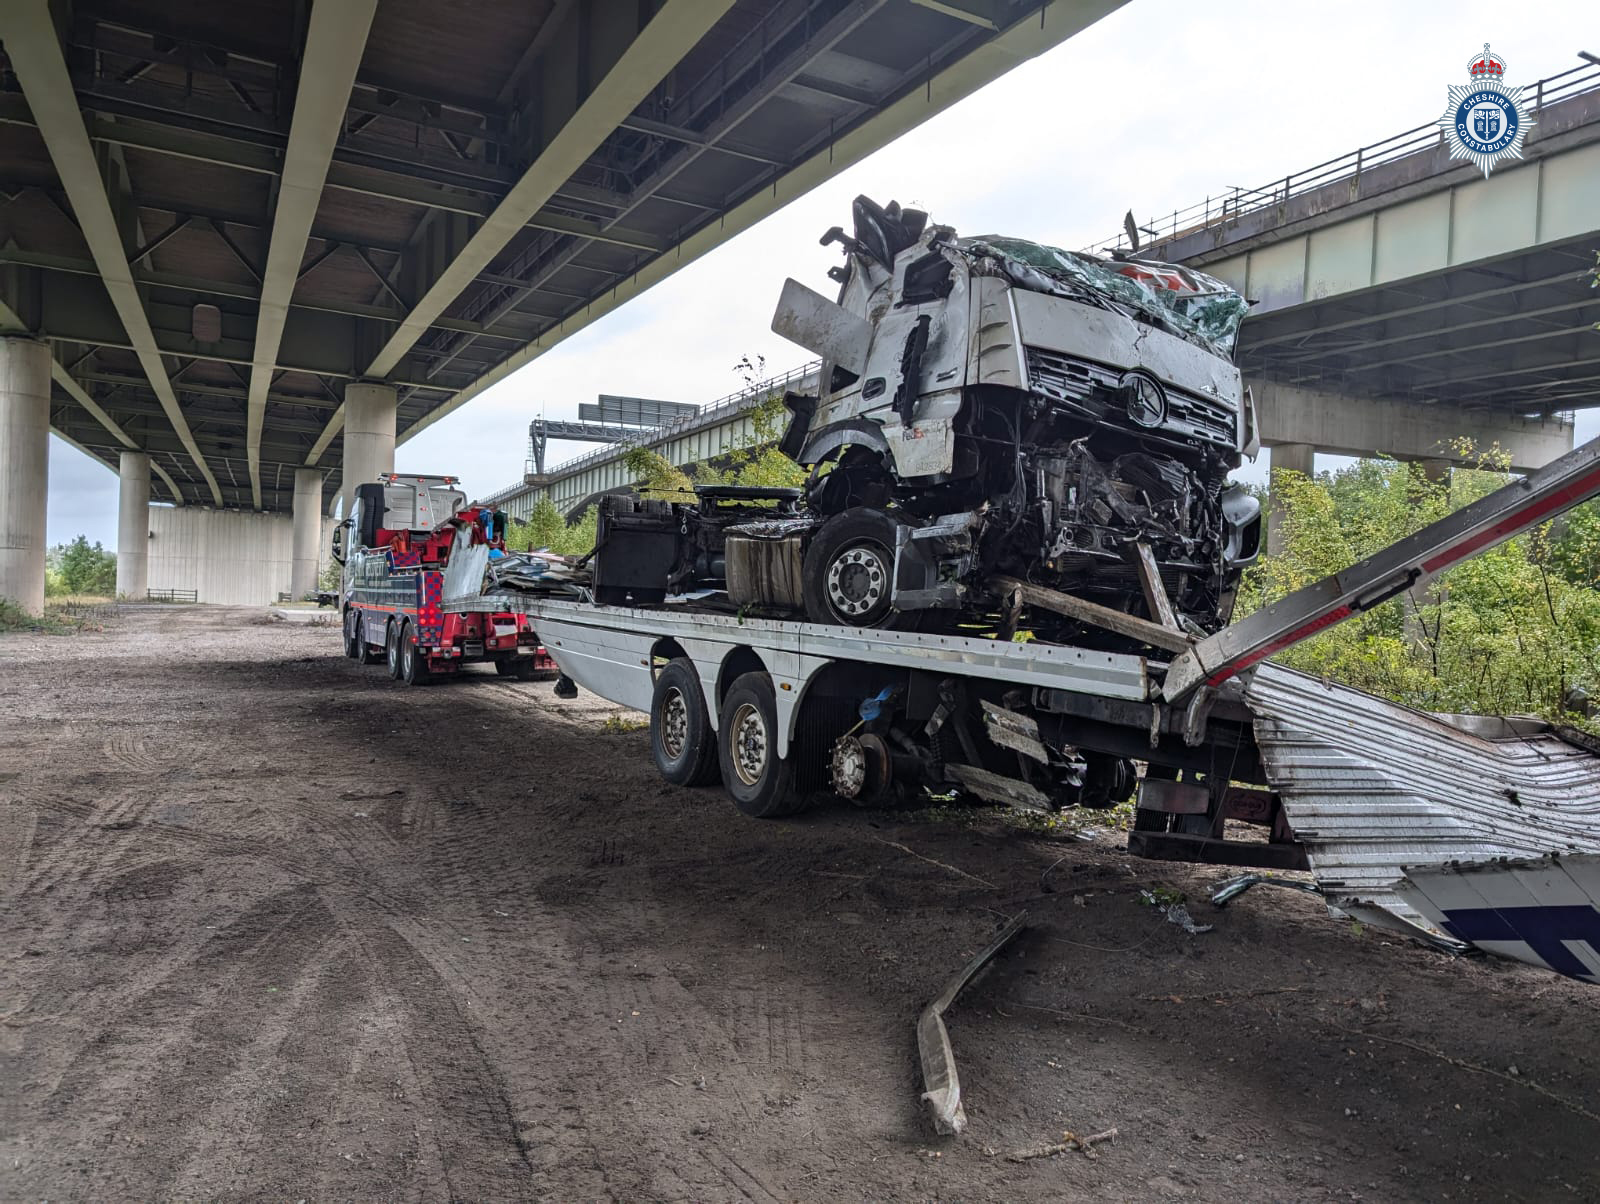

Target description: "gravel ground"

left=3, top=605, right=1599, bottom=1202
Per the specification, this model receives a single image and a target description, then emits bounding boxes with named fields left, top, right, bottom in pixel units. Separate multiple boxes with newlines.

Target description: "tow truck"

left=438, top=430, right=1600, bottom=986
left=331, top=472, right=554, bottom=685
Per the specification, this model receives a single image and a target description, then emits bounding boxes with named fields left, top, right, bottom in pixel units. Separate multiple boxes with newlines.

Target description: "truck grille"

left=1024, top=347, right=1237, bottom=451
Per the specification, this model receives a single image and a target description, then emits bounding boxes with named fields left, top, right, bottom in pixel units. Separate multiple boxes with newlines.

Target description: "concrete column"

left=291, top=468, right=323, bottom=600
left=0, top=337, right=51, bottom=614
left=1266, top=443, right=1315, bottom=558
left=342, top=381, right=396, bottom=511
left=116, top=450, right=150, bottom=600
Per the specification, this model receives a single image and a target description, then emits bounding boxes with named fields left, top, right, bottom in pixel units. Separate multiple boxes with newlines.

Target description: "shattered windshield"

left=952, top=235, right=1249, bottom=359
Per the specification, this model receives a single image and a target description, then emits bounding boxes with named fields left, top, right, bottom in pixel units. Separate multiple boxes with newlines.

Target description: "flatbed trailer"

left=439, top=432, right=1600, bottom=983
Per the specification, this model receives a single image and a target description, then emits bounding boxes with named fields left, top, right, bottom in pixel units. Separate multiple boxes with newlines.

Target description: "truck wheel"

left=386, top=620, right=403, bottom=679
left=399, top=621, right=431, bottom=686
left=355, top=611, right=383, bottom=664
left=717, top=672, right=804, bottom=817
left=651, top=660, right=719, bottom=787
left=802, top=508, right=905, bottom=628
left=495, top=657, right=538, bottom=681
left=343, top=608, right=362, bottom=658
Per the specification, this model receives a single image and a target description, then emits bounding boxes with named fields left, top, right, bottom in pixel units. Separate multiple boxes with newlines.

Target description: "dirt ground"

left=4, top=605, right=1599, bottom=1202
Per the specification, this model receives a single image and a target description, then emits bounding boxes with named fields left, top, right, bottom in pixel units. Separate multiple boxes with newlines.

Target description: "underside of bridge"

left=1148, top=72, right=1600, bottom=469
left=0, top=0, right=1120, bottom=524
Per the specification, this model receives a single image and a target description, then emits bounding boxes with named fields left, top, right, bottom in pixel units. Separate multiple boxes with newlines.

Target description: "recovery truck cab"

left=332, top=472, right=552, bottom=684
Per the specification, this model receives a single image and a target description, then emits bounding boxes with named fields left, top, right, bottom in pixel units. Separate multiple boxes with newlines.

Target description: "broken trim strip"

left=917, top=912, right=1027, bottom=1135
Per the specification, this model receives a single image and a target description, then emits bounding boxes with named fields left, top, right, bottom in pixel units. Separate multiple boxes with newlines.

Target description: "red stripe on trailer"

left=1421, top=464, right=1600, bottom=575
left=1204, top=605, right=1354, bottom=686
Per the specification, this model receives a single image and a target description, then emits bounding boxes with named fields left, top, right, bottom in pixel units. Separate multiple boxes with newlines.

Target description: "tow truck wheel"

left=399, top=621, right=431, bottom=686
left=494, top=657, right=537, bottom=681
left=350, top=610, right=383, bottom=664
left=343, top=607, right=362, bottom=658
left=801, top=508, right=906, bottom=628
left=717, top=672, right=804, bottom=818
left=650, top=659, right=719, bottom=787
left=385, top=620, right=403, bottom=679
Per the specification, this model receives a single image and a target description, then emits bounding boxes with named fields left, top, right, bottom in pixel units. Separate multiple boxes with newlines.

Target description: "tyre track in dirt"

left=9, top=606, right=1600, bottom=1204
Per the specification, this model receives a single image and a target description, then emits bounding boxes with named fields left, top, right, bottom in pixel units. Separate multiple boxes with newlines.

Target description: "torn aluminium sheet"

left=1244, top=661, right=1600, bottom=979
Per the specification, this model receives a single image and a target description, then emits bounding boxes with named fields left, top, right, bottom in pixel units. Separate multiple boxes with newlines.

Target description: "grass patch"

left=1, top=596, right=114, bottom=634
left=600, top=715, right=649, bottom=734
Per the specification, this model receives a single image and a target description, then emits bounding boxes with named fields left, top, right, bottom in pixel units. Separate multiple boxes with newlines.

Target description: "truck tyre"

left=801, top=508, right=905, bottom=628
left=399, top=621, right=431, bottom=686
left=386, top=620, right=403, bottom=679
left=343, top=607, right=362, bottom=658
left=650, top=659, right=719, bottom=787
left=717, top=672, right=804, bottom=818
left=354, top=611, right=383, bottom=664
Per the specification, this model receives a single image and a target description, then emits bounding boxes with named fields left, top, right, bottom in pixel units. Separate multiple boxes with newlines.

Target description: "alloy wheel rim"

left=661, top=688, right=689, bottom=759
left=730, top=702, right=768, bottom=786
left=826, top=541, right=888, bottom=620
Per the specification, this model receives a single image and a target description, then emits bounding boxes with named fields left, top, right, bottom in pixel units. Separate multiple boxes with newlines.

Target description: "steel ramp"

left=1244, top=663, right=1600, bottom=951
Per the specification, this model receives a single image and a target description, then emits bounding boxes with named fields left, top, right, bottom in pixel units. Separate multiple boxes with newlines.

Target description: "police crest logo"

left=1438, top=43, right=1535, bottom=177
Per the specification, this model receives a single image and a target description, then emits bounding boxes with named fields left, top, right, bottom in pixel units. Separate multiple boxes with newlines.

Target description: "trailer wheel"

left=718, top=672, right=804, bottom=817
left=343, top=607, right=362, bottom=658
left=651, top=660, right=719, bottom=787
left=399, top=621, right=431, bottom=686
left=801, top=508, right=906, bottom=628
left=385, top=620, right=403, bottom=679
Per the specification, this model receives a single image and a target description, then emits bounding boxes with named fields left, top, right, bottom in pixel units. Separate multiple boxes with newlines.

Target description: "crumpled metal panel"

left=1398, top=854, right=1600, bottom=983
left=1245, top=662, right=1600, bottom=927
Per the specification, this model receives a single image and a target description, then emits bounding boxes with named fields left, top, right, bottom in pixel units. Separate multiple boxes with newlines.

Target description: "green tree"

left=1240, top=451, right=1600, bottom=721
left=506, top=498, right=597, bottom=558
left=48, top=536, right=117, bottom=597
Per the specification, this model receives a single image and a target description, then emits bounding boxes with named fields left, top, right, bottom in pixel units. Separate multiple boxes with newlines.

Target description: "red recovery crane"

left=332, top=473, right=555, bottom=685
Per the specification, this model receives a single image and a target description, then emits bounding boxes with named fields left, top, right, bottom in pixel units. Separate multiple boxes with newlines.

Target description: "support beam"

left=246, top=0, right=378, bottom=510
left=116, top=450, right=150, bottom=599
left=0, top=1, right=223, bottom=504
left=394, top=0, right=1125, bottom=447
left=341, top=381, right=395, bottom=511
left=0, top=336, right=51, bottom=612
left=1266, top=443, right=1314, bottom=558
left=291, top=467, right=323, bottom=599
left=302, top=0, right=737, bottom=459
left=1251, top=380, right=1574, bottom=473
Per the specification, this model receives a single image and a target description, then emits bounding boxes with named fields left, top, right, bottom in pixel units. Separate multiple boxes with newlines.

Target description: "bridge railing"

left=476, top=359, right=821, bottom=507
left=1088, top=61, right=1600, bottom=257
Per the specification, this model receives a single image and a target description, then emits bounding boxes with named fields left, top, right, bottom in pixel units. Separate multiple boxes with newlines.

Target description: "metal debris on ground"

left=1210, top=872, right=1325, bottom=908
left=917, top=913, right=1027, bottom=1135
left=1140, top=889, right=1213, bottom=934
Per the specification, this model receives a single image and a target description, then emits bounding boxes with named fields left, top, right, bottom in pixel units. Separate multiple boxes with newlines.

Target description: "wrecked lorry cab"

left=769, top=197, right=1263, bottom=636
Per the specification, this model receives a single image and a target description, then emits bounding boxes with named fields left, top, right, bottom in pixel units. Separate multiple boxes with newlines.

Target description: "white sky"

left=47, top=0, right=1600, bottom=548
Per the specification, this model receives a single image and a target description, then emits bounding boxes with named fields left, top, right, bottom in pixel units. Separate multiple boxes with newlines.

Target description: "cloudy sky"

left=47, top=0, right=1598, bottom=548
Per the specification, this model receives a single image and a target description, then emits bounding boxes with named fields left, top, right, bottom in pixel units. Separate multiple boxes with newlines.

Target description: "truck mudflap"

left=1245, top=662, right=1600, bottom=976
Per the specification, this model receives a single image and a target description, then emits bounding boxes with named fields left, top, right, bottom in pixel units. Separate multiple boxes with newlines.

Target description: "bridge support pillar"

left=1266, top=443, right=1315, bottom=557
left=291, top=468, right=323, bottom=600
left=342, top=381, right=396, bottom=512
left=116, top=451, right=150, bottom=600
left=0, top=336, right=51, bottom=614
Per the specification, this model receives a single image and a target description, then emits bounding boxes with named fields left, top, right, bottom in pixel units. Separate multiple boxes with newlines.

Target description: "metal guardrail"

left=1088, top=62, right=1600, bottom=256
left=478, top=360, right=821, bottom=506
left=147, top=588, right=198, bottom=603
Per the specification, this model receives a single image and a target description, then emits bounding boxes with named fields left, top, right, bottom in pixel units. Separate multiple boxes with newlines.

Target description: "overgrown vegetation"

left=1239, top=443, right=1600, bottom=723
left=45, top=535, right=117, bottom=597
left=0, top=596, right=110, bottom=635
